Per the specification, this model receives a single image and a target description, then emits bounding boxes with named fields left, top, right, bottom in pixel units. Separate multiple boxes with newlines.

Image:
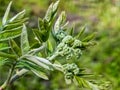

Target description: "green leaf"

left=39, top=31, right=49, bottom=42
left=0, top=51, right=16, bottom=59
left=75, top=26, right=86, bottom=39
left=21, top=24, right=30, bottom=55
left=38, top=18, right=44, bottom=30
left=44, top=3, right=53, bottom=22
left=3, top=24, right=23, bottom=31
left=47, top=39, right=53, bottom=53
left=82, top=33, right=96, bottom=42
left=2, top=1, right=12, bottom=25
left=3, top=17, right=28, bottom=30
left=17, top=60, right=44, bottom=72
left=54, top=11, right=66, bottom=33
left=9, top=17, right=28, bottom=24
left=32, top=29, right=49, bottom=42
left=0, top=27, right=22, bottom=41
left=43, top=19, right=49, bottom=30
left=17, top=60, right=48, bottom=80
left=0, top=42, right=10, bottom=51
left=27, top=28, right=40, bottom=49
left=69, top=27, right=74, bottom=36
left=24, top=55, right=53, bottom=70
left=74, top=76, right=91, bottom=88
left=44, top=0, right=59, bottom=22
left=9, top=39, right=21, bottom=57
left=61, top=21, right=69, bottom=30
left=38, top=19, right=50, bottom=42
left=0, top=58, right=8, bottom=66
left=52, top=0, right=60, bottom=13
left=38, top=18, right=50, bottom=32
left=9, top=10, right=26, bottom=22
left=0, top=57, right=14, bottom=66
left=32, top=29, right=42, bottom=43
left=87, top=81, right=99, bottom=90
left=31, top=68, right=48, bottom=80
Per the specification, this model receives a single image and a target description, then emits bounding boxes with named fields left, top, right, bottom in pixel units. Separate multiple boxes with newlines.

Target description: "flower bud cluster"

left=55, top=35, right=82, bottom=60
left=63, top=63, right=80, bottom=79
left=55, top=30, right=67, bottom=41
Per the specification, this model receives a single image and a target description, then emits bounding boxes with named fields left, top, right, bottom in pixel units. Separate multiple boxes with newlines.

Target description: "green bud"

left=63, top=63, right=81, bottom=80
left=55, top=30, right=66, bottom=41
left=72, top=39, right=82, bottom=48
left=66, top=53, right=73, bottom=60
left=71, top=63, right=78, bottom=70
left=62, top=35, right=74, bottom=44
left=62, top=45, right=71, bottom=55
left=74, top=49, right=82, bottom=59
left=57, top=42, right=65, bottom=51
left=73, top=68, right=80, bottom=75
left=65, top=72, right=73, bottom=79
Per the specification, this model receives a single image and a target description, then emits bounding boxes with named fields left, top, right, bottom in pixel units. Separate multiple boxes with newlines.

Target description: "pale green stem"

left=48, top=54, right=58, bottom=61
left=10, top=69, right=28, bottom=84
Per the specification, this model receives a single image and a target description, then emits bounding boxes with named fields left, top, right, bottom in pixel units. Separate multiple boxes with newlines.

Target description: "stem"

left=0, top=65, right=15, bottom=89
left=48, top=53, right=58, bottom=61
left=10, top=69, right=28, bottom=84
left=28, top=45, right=45, bottom=55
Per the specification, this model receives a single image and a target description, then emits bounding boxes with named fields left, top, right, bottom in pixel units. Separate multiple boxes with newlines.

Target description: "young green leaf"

left=75, top=26, right=86, bottom=39
left=54, top=11, right=66, bottom=33
left=21, top=24, right=30, bottom=55
left=74, top=76, right=91, bottom=88
left=27, top=28, right=40, bottom=49
left=44, top=0, right=59, bottom=22
left=52, top=0, right=60, bottom=14
left=0, top=51, right=16, bottom=59
left=24, top=55, right=53, bottom=70
left=9, top=39, right=21, bottom=57
left=37, top=18, right=50, bottom=43
left=87, top=81, right=99, bottom=90
left=3, top=24, right=23, bottom=31
left=0, top=58, right=8, bottom=66
left=2, top=1, right=12, bottom=25
left=3, top=18, right=28, bottom=30
left=9, top=10, right=26, bottom=22
left=47, top=39, right=53, bottom=53
left=32, top=29, right=49, bottom=42
left=32, top=29, right=43, bottom=43
left=82, top=33, right=96, bottom=42
left=0, top=27, right=22, bottom=41
left=31, top=69, right=48, bottom=80
left=16, top=60, right=49, bottom=80
left=9, top=17, right=28, bottom=24
left=44, top=3, right=53, bottom=22
left=69, top=27, right=74, bottom=36
left=38, top=18, right=44, bottom=30
left=0, top=43, right=10, bottom=51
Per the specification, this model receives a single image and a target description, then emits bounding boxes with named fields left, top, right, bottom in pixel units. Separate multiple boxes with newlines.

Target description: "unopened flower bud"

left=62, top=35, right=74, bottom=44
left=72, top=39, right=82, bottom=48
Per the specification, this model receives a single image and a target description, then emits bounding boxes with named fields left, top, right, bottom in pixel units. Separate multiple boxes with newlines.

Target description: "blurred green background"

left=0, top=0, right=120, bottom=90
